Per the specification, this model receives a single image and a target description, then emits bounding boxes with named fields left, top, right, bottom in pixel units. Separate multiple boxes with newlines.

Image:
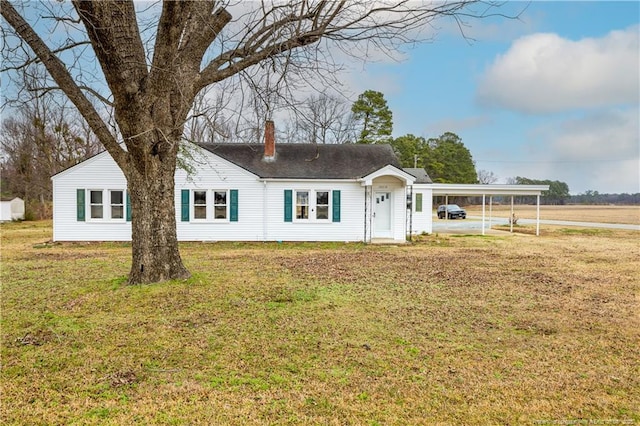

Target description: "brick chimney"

left=264, top=120, right=275, bottom=161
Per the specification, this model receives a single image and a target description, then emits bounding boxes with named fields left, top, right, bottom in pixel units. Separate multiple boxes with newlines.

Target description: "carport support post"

left=481, top=194, right=486, bottom=235
left=510, top=196, right=514, bottom=233
left=489, top=196, right=493, bottom=230
left=536, top=194, right=541, bottom=236
left=445, top=195, right=449, bottom=227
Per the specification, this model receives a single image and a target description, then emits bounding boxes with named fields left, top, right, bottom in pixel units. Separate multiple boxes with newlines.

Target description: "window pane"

left=415, top=193, right=423, bottom=213
left=111, top=206, right=124, bottom=219
left=296, top=205, right=308, bottom=219
left=316, top=191, right=329, bottom=220
left=316, top=206, right=329, bottom=220
left=296, top=191, right=308, bottom=205
left=214, top=206, right=226, bottom=219
left=90, top=191, right=102, bottom=204
left=194, top=191, right=207, bottom=204
left=91, top=205, right=103, bottom=219
left=111, top=190, right=123, bottom=204
left=214, top=191, right=226, bottom=205
left=296, top=191, right=309, bottom=219
left=194, top=206, right=207, bottom=219
left=316, top=191, right=329, bottom=205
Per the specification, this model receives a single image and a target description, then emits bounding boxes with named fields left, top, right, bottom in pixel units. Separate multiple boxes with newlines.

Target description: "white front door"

left=374, top=191, right=392, bottom=238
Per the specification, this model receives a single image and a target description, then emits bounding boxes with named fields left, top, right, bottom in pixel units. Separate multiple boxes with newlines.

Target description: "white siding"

left=10, top=198, right=25, bottom=220
left=0, top=202, right=12, bottom=221
left=52, top=150, right=383, bottom=242
left=263, top=181, right=366, bottom=242
left=1, top=198, right=25, bottom=222
left=408, top=186, right=433, bottom=235
left=52, top=152, right=130, bottom=241
left=174, top=153, right=264, bottom=241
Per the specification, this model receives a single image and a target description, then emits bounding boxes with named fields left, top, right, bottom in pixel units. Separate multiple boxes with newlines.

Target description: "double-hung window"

left=191, top=189, right=230, bottom=221
left=315, top=191, right=329, bottom=220
left=86, top=189, right=126, bottom=221
left=296, top=191, right=309, bottom=219
left=294, top=190, right=331, bottom=221
left=194, top=191, right=207, bottom=220
left=214, top=191, right=227, bottom=219
left=111, top=190, right=124, bottom=219
left=285, top=189, right=340, bottom=223
left=90, top=190, right=103, bottom=219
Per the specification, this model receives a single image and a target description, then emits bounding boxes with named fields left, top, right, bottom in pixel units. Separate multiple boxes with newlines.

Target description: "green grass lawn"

left=2, top=221, right=639, bottom=424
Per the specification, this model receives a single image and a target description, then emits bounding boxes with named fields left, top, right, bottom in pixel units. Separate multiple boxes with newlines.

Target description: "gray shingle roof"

left=198, top=143, right=404, bottom=179
left=403, top=168, right=433, bottom=184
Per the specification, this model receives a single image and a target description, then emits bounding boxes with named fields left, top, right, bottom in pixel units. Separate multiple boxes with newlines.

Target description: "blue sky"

left=342, top=1, right=639, bottom=194
left=4, top=1, right=637, bottom=194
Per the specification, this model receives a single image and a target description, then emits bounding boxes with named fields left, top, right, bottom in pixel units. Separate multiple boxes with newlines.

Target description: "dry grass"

left=464, top=205, right=640, bottom=225
left=2, top=221, right=639, bottom=425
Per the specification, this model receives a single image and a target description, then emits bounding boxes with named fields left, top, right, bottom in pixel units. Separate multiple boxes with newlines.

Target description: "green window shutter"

left=415, top=193, right=423, bottom=213
left=126, top=191, right=132, bottom=221
left=230, top=189, right=238, bottom=222
left=284, top=190, right=292, bottom=222
left=181, top=189, right=190, bottom=222
left=76, top=189, right=85, bottom=222
left=332, top=190, right=341, bottom=222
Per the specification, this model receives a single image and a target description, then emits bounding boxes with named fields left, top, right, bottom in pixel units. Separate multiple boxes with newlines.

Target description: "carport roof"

left=431, top=183, right=550, bottom=237
left=430, top=183, right=549, bottom=196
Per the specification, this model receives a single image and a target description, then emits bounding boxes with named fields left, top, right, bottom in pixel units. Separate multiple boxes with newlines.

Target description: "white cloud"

left=475, top=107, right=640, bottom=194
left=547, top=109, right=639, bottom=161
left=476, top=26, right=640, bottom=113
left=528, top=108, right=639, bottom=194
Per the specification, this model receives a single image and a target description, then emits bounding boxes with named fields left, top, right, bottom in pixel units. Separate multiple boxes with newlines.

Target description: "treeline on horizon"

left=568, top=191, right=640, bottom=205
left=501, top=178, right=640, bottom=206
left=478, top=192, right=640, bottom=206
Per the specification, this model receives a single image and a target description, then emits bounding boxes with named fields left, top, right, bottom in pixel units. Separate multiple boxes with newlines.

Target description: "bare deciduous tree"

left=294, top=94, right=354, bottom=144
left=0, top=69, right=101, bottom=218
left=1, top=0, right=518, bottom=284
left=477, top=169, right=498, bottom=184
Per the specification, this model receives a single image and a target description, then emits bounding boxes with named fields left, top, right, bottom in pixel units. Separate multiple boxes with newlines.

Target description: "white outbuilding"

left=0, top=197, right=25, bottom=222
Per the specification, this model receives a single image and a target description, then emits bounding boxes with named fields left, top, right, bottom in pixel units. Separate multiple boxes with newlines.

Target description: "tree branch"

left=196, top=1, right=343, bottom=91
left=0, top=40, right=92, bottom=72
left=176, top=3, right=232, bottom=67
left=72, top=1, right=148, bottom=107
left=1, top=0, right=126, bottom=168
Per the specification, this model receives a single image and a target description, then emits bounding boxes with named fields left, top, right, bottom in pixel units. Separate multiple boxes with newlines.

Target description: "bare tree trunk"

left=127, top=160, right=189, bottom=284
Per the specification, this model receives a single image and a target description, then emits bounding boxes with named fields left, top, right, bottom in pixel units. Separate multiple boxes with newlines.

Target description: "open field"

left=2, top=221, right=639, bottom=424
left=464, top=205, right=640, bottom=225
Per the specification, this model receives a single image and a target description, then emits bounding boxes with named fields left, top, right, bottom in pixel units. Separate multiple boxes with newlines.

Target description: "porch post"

left=408, top=186, right=413, bottom=241
left=364, top=186, right=370, bottom=243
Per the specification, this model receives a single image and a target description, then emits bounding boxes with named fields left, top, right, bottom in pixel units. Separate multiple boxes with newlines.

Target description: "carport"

left=431, top=184, right=550, bottom=236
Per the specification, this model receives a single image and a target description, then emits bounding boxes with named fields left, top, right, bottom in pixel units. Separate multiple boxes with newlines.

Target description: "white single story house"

left=0, top=197, right=25, bottom=222
left=51, top=125, right=434, bottom=243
